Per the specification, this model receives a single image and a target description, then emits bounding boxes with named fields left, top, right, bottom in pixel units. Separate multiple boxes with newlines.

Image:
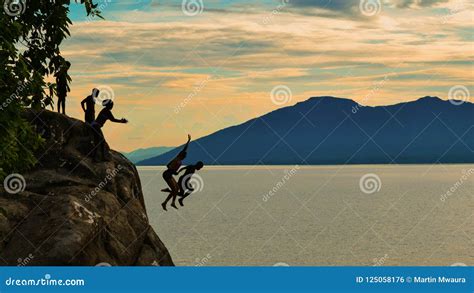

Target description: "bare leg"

left=162, top=177, right=179, bottom=210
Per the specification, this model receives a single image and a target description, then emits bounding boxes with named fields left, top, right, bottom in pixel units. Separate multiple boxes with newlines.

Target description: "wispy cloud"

left=62, top=0, right=473, bottom=151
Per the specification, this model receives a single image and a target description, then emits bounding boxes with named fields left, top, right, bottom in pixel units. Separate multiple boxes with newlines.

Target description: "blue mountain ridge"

left=138, top=96, right=474, bottom=166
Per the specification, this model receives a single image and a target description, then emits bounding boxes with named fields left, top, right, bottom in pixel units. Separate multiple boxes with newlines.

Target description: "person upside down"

left=162, top=161, right=204, bottom=208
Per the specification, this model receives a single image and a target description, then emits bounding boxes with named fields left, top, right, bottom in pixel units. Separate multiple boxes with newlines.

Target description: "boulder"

left=0, top=110, right=173, bottom=266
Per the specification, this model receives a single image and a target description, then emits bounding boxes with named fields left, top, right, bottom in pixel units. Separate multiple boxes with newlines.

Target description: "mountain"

left=123, top=147, right=174, bottom=164
left=138, top=96, right=474, bottom=165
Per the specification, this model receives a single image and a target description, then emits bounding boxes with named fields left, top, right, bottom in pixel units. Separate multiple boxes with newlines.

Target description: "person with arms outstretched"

left=91, top=99, right=128, bottom=160
left=56, top=61, right=71, bottom=115
left=161, top=134, right=191, bottom=211
left=81, top=88, right=99, bottom=124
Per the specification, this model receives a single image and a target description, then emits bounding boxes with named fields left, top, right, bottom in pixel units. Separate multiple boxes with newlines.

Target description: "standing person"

left=91, top=99, right=128, bottom=160
left=56, top=61, right=71, bottom=115
left=81, top=88, right=99, bottom=124
left=161, top=134, right=191, bottom=211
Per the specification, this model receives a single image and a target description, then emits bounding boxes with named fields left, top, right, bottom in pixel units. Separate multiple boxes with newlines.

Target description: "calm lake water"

left=139, top=165, right=473, bottom=266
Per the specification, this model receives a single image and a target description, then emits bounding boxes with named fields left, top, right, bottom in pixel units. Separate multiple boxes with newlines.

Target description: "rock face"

left=0, top=110, right=173, bottom=266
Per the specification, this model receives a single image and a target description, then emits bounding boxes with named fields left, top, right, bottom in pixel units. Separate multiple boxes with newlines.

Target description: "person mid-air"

left=161, top=134, right=191, bottom=211
left=162, top=161, right=204, bottom=207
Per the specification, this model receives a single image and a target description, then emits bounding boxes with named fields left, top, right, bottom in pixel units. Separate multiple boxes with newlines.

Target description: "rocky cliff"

left=0, top=110, right=173, bottom=266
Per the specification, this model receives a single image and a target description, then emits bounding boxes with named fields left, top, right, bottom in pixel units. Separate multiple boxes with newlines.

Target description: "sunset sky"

left=63, top=0, right=473, bottom=152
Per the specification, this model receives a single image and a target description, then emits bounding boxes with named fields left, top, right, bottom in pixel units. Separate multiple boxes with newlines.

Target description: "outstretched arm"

left=109, top=112, right=128, bottom=124
left=181, top=134, right=191, bottom=153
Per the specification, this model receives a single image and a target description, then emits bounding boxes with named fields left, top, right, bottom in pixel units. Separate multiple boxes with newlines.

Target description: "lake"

left=139, top=165, right=473, bottom=266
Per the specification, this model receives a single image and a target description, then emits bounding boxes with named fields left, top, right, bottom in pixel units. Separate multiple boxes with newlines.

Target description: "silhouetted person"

left=56, top=61, right=71, bottom=115
left=91, top=99, right=128, bottom=160
left=162, top=161, right=204, bottom=207
left=161, top=134, right=191, bottom=211
left=81, top=88, right=99, bottom=124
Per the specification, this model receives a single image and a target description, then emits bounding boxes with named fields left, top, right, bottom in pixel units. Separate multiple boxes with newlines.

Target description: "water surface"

left=139, top=165, right=473, bottom=266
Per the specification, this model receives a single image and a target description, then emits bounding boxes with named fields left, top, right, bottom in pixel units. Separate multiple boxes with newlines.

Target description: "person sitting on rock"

left=161, top=134, right=191, bottom=211
left=91, top=99, right=128, bottom=160
left=162, top=161, right=204, bottom=207
left=81, top=88, right=99, bottom=124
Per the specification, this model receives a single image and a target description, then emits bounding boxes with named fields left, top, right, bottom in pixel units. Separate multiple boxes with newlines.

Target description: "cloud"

left=61, top=3, right=473, bottom=151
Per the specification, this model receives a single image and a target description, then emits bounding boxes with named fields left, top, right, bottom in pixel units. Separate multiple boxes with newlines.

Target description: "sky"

left=62, top=0, right=473, bottom=152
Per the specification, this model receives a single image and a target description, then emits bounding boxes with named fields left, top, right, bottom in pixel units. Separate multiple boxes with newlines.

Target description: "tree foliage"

left=0, top=0, right=101, bottom=178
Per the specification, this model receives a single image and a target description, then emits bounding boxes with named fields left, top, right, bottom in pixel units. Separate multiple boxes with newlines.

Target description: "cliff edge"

left=0, top=110, right=173, bottom=266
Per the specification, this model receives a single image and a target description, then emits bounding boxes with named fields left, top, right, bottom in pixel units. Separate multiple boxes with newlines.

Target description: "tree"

left=0, top=0, right=102, bottom=179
